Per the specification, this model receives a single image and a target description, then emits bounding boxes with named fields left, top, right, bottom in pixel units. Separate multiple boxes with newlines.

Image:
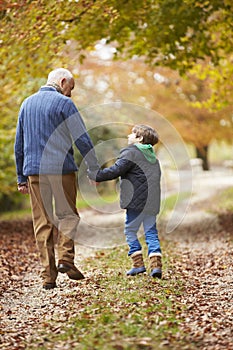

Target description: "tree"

left=72, top=56, right=232, bottom=170
left=0, top=0, right=232, bottom=204
left=152, top=67, right=233, bottom=169
left=1, top=0, right=232, bottom=105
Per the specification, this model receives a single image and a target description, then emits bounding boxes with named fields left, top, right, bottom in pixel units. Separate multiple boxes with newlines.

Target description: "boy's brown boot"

left=149, top=253, right=162, bottom=279
left=127, top=251, right=146, bottom=276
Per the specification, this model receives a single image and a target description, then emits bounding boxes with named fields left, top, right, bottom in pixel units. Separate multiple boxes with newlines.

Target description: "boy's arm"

left=88, top=157, right=133, bottom=182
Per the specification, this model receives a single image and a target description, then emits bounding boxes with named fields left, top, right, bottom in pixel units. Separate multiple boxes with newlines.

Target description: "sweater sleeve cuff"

left=17, top=175, right=28, bottom=184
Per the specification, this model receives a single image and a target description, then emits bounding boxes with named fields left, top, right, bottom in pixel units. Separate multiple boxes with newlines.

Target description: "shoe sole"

left=127, top=267, right=146, bottom=276
left=150, top=269, right=162, bottom=279
left=43, top=283, right=57, bottom=290
left=151, top=273, right=162, bottom=279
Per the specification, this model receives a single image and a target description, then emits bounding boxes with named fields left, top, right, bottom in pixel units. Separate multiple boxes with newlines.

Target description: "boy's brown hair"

left=132, top=124, right=159, bottom=146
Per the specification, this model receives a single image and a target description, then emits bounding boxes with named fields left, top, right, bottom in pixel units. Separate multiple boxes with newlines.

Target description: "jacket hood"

left=134, top=143, right=157, bottom=163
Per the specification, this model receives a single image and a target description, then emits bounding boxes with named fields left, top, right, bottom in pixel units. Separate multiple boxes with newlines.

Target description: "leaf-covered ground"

left=0, top=190, right=232, bottom=349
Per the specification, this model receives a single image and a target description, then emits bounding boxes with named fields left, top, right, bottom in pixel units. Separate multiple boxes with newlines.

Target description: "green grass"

left=27, top=243, right=191, bottom=350
left=0, top=192, right=118, bottom=220
left=218, top=187, right=233, bottom=212
left=207, top=187, right=233, bottom=215
left=77, top=192, right=119, bottom=210
left=0, top=190, right=190, bottom=221
left=0, top=207, right=32, bottom=220
left=160, top=192, right=191, bottom=214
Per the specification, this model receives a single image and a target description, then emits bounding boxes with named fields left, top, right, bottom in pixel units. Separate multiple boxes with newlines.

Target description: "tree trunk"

left=195, top=145, right=209, bottom=171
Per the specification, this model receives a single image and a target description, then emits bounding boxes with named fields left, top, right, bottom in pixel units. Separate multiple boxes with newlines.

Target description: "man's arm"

left=14, top=109, right=28, bottom=190
left=63, top=100, right=99, bottom=171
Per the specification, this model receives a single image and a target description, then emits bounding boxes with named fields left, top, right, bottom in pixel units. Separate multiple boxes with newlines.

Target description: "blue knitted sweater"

left=15, top=86, right=99, bottom=183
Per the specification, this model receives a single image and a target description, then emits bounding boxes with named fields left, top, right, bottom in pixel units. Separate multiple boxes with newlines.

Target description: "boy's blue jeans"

left=124, top=209, right=162, bottom=256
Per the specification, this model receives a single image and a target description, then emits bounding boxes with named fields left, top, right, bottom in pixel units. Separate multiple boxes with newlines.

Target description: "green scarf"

left=135, top=143, right=157, bottom=163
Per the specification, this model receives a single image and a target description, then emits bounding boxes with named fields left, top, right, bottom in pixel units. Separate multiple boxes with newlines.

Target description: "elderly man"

left=15, top=68, right=99, bottom=289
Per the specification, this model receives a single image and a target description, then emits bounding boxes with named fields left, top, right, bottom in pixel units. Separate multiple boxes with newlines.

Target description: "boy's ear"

left=138, top=136, right=143, bottom=142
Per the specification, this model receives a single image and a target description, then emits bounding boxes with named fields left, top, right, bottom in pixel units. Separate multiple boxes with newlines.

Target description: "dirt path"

left=0, top=170, right=232, bottom=349
left=162, top=169, right=233, bottom=349
left=165, top=203, right=233, bottom=349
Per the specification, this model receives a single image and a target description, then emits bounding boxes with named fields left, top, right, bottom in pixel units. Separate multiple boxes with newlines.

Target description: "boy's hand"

left=88, top=179, right=100, bottom=186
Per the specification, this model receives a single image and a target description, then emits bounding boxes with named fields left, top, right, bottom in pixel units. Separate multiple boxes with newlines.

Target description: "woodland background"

left=0, top=0, right=232, bottom=211
left=0, top=2, right=233, bottom=349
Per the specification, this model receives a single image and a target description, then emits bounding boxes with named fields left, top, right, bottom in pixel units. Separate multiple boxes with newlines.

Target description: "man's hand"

left=17, top=183, right=29, bottom=194
left=87, top=168, right=100, bottom=186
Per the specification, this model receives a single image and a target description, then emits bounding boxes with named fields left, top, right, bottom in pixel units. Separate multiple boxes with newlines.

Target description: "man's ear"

left=60, top=78, right=66, bottom=87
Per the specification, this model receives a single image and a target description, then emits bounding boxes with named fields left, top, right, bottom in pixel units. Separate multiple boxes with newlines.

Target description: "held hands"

left=88, top=179, right=100, bottom=186
left=87, top=169, right=100, bottom=186
left=17, top=183, right=29, bottom=194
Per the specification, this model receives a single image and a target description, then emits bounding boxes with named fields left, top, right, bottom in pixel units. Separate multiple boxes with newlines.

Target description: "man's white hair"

left=47, top=68, right=73, bottom=83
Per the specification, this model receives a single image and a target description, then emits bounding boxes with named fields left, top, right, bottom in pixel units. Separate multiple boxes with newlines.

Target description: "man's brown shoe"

left=57, top=261, right=85, bottom=280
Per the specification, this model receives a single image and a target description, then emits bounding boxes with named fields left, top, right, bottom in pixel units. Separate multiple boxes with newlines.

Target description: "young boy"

left=88, top=124, right=162, bottom=278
